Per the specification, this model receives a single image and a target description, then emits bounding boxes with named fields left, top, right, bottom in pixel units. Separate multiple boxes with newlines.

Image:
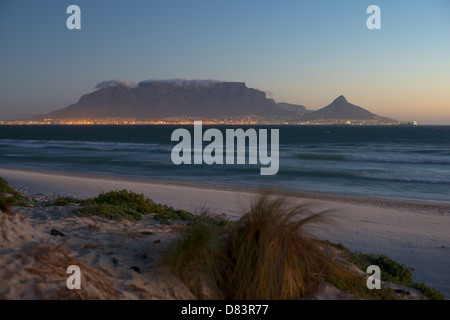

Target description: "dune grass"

left=51, top=190, right=209, bottom=224
left=152, top=204, right=193, bottom=225
left=73, top=190, right=157, bottom=221
left=0, top=176, right=35, bottom=211
left=0, top=197, right=13, bottom=214
left=218, top=196, right=335, bottom=299
left=340, top=246, right=445, bottom=300
left=77, top=204, right=144, bottom=221
left=165, top=194, right=358, bottom=299
left=411, top=281, right=445, bottom=300
left=2, top=177, right=442, bottom=299
left=81, top=190, right=156, bottom=212
left=164, top=219, right=222, bottom=297
left=191, top=205, right=233, bottom=233
left=0, top=177, right=21, bottom=199
left=49, top=196, right=82, bottom=207
left=165, top=194, right=445, bottom=300
left=25, top=243, right=120, bottom=299
left=70, top=189, right=195, bottom=222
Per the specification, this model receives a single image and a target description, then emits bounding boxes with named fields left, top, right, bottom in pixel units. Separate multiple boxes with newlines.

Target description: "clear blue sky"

left=1, top=0, right=449, bottom=123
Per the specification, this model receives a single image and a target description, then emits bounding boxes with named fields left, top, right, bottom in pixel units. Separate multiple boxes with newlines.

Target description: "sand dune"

left=0, top=167, right=449, bottom=299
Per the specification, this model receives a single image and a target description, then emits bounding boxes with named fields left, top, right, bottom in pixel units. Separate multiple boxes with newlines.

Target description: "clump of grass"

left=193, top=213, right=232, bottom=233
left=164, top=207, right=233, bottom=296
left=164, top=221, right=220, bottom=297
left=75, top=190, right=155, bottom=221
left=81, top=190, right=156, bottom=212
left=332, top=243, right=445, bottom=300
left=411, top=282, right=445, bottom=300
left=49, top=196, right=82, bottom=207
left=0, top=197, right=13, bottom=214
left=326, top=263, right=398, bottom=300
left=0, top=177, right=20, bottom=197
left=165, top=195, right=446, bottom=300
left=74, top=189, right=195, bottom=222
left=348, top=253, right=414, bottom=285
left=165, top=194, right=349, bottom=299
left=77, top=204, right=143, bottom=221
left=0, top=176, right=35, bottom=208
left=217, top=196, right=336, bottom=299
left=152, top=205, right=193, bottom=225
left=192, top=205, right=233, bottom=234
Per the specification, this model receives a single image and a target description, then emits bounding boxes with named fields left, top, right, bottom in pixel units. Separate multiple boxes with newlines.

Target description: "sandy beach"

left=0, top=167, right=449, bottom=299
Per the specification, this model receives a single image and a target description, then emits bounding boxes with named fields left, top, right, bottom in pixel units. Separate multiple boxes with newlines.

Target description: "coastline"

left=1, top=167, right=449, bottom=298
left=1, top=167, right=450, bottom=214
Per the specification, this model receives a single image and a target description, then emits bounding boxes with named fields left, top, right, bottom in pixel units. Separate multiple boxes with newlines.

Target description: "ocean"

left=1, top=124, right=450, bottom=202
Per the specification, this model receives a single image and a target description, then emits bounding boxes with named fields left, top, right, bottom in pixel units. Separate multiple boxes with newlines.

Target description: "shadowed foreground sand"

left=0, top=168, right=449, bottom=299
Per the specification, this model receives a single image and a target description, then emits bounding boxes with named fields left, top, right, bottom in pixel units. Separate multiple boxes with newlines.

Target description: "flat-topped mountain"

left=39, top=80, right=292, bottom=120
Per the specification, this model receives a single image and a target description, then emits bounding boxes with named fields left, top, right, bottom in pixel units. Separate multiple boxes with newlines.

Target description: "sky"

left=0, top=0, right=449, bottom=124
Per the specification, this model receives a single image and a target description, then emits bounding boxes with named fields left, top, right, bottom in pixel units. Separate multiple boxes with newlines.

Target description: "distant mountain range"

left=35, top=80, right=396, bottom=123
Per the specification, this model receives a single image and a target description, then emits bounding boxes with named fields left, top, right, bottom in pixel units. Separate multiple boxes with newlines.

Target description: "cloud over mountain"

left=95, top=80, right=136, bottom=89
left=137, top=79, right=224, bottom=87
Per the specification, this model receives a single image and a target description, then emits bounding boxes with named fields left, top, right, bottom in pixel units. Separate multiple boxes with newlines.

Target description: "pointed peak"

left=333, top=95, right=348, bottom=103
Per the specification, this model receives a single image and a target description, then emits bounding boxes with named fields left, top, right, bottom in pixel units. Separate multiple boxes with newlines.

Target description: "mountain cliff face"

left=276, top=102, right=311, bottom=114
left=41, top=81, right=292, bottom=119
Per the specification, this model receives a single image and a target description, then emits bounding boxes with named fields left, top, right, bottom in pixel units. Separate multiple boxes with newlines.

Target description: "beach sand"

left=0, top=167, right=449, bottom=299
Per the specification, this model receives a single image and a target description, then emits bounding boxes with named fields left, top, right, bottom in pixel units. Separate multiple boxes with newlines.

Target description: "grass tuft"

left=192, top=205, right=233, bottom=233
left=217, top=195, right=334, bottom=299
left=74, top=189, right=195, bottom=222
left=334, top=243, right=445, bottom=300
left=0, top=197, right=13, bottom=214
left=80, top=190, right=157, bottom=213
left=0, top=176, right=35, bottom=209
left=164, top=206, right=233, bottom=297
left=164, top=221, right=220, bottom=297
left=152, top=205, right=193, bottom=225
left=165, top=195, right=445, bottom=300
left=74, top=190, right=155, bottom=221
left=49, top=196, right=82, bottom=207
left=165, top=194, right=344, bottom=299
left=76, top=204, right=143, bottom=221
left=411, top=282, right=445, bottom=300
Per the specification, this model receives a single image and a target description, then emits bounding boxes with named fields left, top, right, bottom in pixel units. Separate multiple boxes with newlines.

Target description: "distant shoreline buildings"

left=0, top=116, right=410, bottom=126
